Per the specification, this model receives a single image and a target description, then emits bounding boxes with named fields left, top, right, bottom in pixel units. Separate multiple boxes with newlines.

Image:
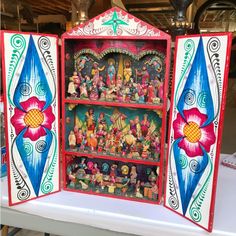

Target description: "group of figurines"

left=67, top=53, right=164, bottom=105
left=66, top=156, right=159, bottom=201
left=67, top=106, right=161, bottom=161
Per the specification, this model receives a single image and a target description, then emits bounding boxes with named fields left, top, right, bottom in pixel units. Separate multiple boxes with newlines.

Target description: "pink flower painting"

left=173, top=108, right=216, bottom=157
left=11, top=96, right=55, bottom=141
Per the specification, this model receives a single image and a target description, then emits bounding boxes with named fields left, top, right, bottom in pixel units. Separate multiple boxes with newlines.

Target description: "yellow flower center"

left=24, top=109, right=44, bottom=128
left=183, top=121, right=201, bottom=143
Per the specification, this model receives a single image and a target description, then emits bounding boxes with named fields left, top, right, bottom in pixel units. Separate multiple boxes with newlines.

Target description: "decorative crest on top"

left=64, top=7, right=169, bottom=39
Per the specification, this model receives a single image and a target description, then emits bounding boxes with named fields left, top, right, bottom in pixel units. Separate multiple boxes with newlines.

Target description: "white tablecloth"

left=1, top=154, right=236, bottom=236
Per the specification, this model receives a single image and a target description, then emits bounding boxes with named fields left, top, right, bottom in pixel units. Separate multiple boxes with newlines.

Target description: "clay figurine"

left=135, top=180, right=143, bottom=198
left=79, top=82, right=88, bottom=99
left=88, top=133, right=98, bottom=151
left=78, top=157, right=87, bottom=170
left=97, top=138, right=105, bottom=152
left=98, top=112, right=107, bottom=130
left=89, top=82, right=99, bottom=100
left=130, top=166, right=137, bottom=185
left=141, top=140, right=150, bottom=159
left=97, top=124, right=107, bottom=140
left=77, top=55, right=91, bottom=72
left=110, top=164, right=117, bottom=180
left=67, top=76, right=78, bottom=97
left=145, top=56, right=162, bottom=79
left=150, top=182, right=158, bottom=200
left=116, top=74, right=123, bottom=89
left=68, top=130, right=76, bottom=149
left=85, top=75, right=92, bottom=91
left=147, top=83, right=155, bottom=103
left=91, top=62, right=105, bottom=85
left=148, top=171, right=157, bottom=183
left=141, top=114, right=150, bottom=137
left=123, top=59, right=132, bottom=85
left=85, top=108, right=96, bottom=132
left=74, top=127, right=83, bottom=148
left=106, top=58, right=116, bottom=87
left=136, top=66, right=149, bottom=85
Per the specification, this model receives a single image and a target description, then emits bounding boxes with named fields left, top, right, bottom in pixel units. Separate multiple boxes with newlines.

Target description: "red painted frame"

left=163, top=32, right=233, bottom=232
left=61, top=7, right=171, bottom=205
left=1, top=30, right=61, bottom=206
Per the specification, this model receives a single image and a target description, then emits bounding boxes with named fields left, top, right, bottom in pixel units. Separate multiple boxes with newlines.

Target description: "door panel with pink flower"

left=164, top=34, right=232, bottom=232
left=1, top=31, right=60, bottom=205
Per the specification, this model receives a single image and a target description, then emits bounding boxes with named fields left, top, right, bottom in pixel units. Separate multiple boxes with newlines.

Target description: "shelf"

left=64, top=150, right=160, bottom=166
left=64, top=187, right=160, bottom=205
left=64, top=98, right=164, bottom=110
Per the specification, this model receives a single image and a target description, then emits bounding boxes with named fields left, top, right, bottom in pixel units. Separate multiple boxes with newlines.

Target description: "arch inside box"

left=64, top=39, right=167, bottom=106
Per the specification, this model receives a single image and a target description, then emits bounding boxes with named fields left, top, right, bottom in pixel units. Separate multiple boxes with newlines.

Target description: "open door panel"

left=1, top=31, right=60, bottom=206
left=164, top=33, right=232, bottom=231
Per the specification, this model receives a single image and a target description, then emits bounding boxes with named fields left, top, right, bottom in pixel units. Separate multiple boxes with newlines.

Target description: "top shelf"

left=64, top=98, right=164, bottom=110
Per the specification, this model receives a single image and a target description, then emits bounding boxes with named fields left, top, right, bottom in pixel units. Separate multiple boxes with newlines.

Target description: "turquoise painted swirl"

left=174, top=39, right=195, bottom=107
left=206, top=37, right=221, bottom=120
left=41, top=131, right=58, bottom=194
left=189, top=153, right=213, bottom=222
left=168, top=140, right=180, bottom=210
left=179, top=154, right=188, bottom=169
left=8, top=34, right=26, bottom=106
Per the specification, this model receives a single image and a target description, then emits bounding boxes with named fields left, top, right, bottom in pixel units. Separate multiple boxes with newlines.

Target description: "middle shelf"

left=64, top=98, right=164, bottom=110
left=63, top=103, right=163, bottom=165
left=64, top=150, right=161, bottom=166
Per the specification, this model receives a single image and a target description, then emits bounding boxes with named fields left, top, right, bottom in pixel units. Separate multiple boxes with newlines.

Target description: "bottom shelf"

left=65, top=155, right=160, bottom=203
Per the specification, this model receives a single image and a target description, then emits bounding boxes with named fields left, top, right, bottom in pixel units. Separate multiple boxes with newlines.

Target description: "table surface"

left=1, top=154, right=236, bottom=236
